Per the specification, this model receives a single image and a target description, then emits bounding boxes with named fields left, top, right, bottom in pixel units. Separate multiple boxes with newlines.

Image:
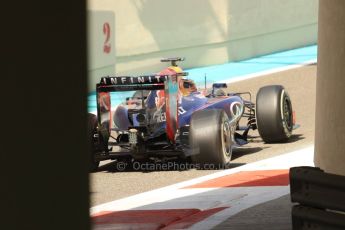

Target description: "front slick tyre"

left=190, top=109, right=232, bottom=169
left=256, top=85, right=293, bottom=143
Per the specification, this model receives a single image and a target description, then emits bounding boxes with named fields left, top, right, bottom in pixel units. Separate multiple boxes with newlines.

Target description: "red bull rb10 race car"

left=88, top=58, right=296, bottom=171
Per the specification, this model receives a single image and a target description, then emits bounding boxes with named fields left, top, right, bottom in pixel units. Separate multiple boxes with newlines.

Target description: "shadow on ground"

left=92, top=134, right=304, bottom=173
left=232, top=147, right=268, bottom=160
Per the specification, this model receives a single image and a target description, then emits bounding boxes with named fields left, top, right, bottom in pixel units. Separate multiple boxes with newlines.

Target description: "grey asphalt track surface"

left=90, top=64, right=316, bottom=206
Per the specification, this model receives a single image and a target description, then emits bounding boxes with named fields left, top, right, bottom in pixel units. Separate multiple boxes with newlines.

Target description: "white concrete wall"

left=87, top=0, right=318, bottom=84
left=87, top=10, right=116, bottom=91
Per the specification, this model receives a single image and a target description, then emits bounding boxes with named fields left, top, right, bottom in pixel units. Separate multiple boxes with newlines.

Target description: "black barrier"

left=290, top=166, right=345, bottom=230
left=292, top=205, right=345, bottom=230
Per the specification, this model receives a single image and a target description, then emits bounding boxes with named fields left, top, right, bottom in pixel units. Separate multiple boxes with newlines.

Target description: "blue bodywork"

left=113, top=89, right=244, bottom=140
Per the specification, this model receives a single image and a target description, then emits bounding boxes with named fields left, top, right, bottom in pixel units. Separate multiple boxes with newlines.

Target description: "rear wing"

left=96, top=72, right=187, bottom=143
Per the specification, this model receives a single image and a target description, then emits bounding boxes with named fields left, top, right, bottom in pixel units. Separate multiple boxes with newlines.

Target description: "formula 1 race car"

left=88, top=58, right=296, bottom=171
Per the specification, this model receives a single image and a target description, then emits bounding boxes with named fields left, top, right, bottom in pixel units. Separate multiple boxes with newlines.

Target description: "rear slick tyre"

left=88, top=113, right=100, bottom=172
left=190, top=109, right=232, bottom=169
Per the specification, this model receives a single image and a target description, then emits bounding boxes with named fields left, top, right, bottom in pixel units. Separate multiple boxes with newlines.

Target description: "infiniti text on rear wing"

left=97, top=72, right=188, bottom=92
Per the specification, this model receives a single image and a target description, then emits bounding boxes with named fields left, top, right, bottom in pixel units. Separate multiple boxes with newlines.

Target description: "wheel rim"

left=283, top=96, right=293, bottom=130
left=221, top=121, right=231, bottom=157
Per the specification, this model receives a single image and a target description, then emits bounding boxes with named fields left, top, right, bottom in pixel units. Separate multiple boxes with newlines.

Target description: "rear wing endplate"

left=164, top=75, right=179, bottom=143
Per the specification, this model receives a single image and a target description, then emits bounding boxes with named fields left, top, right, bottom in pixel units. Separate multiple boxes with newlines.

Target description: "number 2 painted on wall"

left=103, top=22, right=111, bottom=54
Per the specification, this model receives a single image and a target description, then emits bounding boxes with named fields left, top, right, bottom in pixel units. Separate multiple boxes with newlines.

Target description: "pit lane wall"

left=87, top=0, right=318, bottom=91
